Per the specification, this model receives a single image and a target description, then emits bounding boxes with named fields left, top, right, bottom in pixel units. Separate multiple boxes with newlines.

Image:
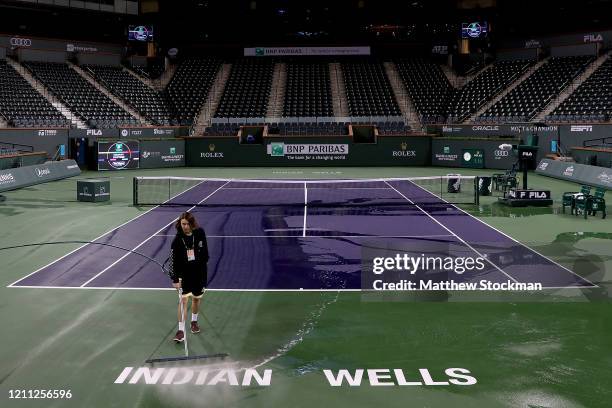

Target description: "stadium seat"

left=83, top=65, right=173, bottom=125
left=214, top=59, right=274, bottom=119
left=550, top=56, right=612, bottom=122
left=394, top=58, right=453, bottom=124
left=0, top=60, right=69, bottom=128
left=23, top=61, right=137, bottom=128
left=283, top=60, right=333, bottom=118
left=341, top=59, right=401, bottom=117
left=482, top=56, right=594, bottom=123
left=446, top=59, right=534, bottom=122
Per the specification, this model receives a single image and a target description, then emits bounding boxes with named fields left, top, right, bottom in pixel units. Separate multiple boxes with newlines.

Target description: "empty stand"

left=480, top=56, right=594, bottom=123
left=23, top=62, right=137, bottom=129
left=341, top=60, right=401, bottom=117
left=549, top=56, right=612, bottom=122
left=282, top=61, right=333, bottom=118
left=165, top=57, right=222, bottom=126
left=395, top=59, right=453, bottom=124
left=214, top=59, right=274, bottom=118
left=131, top=60, right=165, bottom=80
left=446, top=59, right=534, bottom=123
left=0, top=60, right=69, bottom=128
left=84, top=65, right=173, bottom=125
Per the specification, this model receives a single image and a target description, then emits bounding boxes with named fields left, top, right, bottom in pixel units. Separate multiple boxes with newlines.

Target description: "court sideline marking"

left=303, top=182, right=307, bottom=237
left=9, top=286, right=589, bottom=291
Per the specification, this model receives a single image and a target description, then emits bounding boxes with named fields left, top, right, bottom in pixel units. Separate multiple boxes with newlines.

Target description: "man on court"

left=171, top=212, right=209, bottom=342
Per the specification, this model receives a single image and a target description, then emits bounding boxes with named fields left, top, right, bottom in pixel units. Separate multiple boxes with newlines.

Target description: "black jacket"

left=171, top=227, right=209, bottom=285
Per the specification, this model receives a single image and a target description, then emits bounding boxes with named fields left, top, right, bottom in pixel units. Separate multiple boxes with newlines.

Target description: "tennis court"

left=9, top=177, right=594, bottom=291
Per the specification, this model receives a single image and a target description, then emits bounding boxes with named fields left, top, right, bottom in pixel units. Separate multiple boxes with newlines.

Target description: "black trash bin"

left=479, top=176, right=492, bottom=197
left=447, top=175, right=461, bottom=193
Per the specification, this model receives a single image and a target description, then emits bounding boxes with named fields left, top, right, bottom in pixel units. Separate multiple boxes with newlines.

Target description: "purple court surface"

left=9, top=179, right=595, bottom=290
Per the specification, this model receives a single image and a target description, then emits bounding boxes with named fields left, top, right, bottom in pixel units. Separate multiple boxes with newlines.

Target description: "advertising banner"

left=437, top=124, right=558, bottom=138
left=535, top=159, right=612, bottom=190
left=461, top=149, right=485, bottom=168
left=0, top=159, right=80, bottom=193
left=139, top=140, right=185, bottom=169
left=431, top=138, right=516, bottom=170
left=186, top=136, right=430, bottom=167
left=0, top=35, right=122, bottom=54
left=244, top=46, right=371, bottom=57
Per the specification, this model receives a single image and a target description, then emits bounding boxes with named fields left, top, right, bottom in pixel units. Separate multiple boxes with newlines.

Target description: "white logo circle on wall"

left=463, top=152, right=472, bottom=162
left=121, top=129, right=129, bottom=137
left=10, top=37, right=32, bottom=47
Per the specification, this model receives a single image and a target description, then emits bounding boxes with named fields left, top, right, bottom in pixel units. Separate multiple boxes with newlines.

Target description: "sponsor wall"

left=431, top=138, right=517, bottom=170
left=139, top=140, right=186, bottom=168
left=433, top=124, right=610, bottom=161
left=0, top=159, right=81, bottom=193
left=0, top=128, right=69, bottom=157
left=0, top=34, right=122, bottom=64
left=503, top=30, right=612, bottom=50
left=536, top=159, right=612, bottom=190
left=0, top=35, right=122, bottom=54
left=436, top=124, right=558, bottom=139
left=69, top=127, right=188, bottom=145
left=244, top=46, right=371, bottom=57
left=541, top=124, right=612, bottom=160
left=186, top=136, right=430, bottom=167
left=0, top=128, right=188, bottom=158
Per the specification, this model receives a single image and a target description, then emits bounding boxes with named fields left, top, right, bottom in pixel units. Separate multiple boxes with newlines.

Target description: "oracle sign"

left=10, top=37, right=32, bottom=47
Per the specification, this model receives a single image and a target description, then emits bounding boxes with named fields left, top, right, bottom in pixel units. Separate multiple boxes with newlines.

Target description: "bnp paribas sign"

left=267, top=143, right=349, bottom=157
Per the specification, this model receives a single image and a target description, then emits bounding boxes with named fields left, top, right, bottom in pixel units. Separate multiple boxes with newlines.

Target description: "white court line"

left=152, top=234, right=457, bottom=239
left=384, top=181, right=520, bottom=284
left=79, top=180, right=232, bottom=288
left=8, top=285, right=593, bottom=291
left=303, top=182, right=307, bottom=237
left=6, top=179, right=211, bottom=288
left=404, top=180, right=599, bottom=288
left=220, top=187, right=392, bottom=190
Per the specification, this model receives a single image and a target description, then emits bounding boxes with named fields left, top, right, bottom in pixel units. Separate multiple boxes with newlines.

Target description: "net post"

left=132, top=177, right=138, bottom=206
left=475, top=176, right=480, bottom=206
left=168, top=178, right=171, bottom=202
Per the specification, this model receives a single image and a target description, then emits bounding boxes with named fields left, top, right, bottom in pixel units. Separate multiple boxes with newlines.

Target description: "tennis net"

left=133, top=176, right=480, bottom=208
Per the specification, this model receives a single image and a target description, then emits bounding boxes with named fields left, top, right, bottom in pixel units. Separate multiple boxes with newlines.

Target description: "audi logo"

left=494, top=150, right=509, bottom=157
left=10, top=37, right=32, bottom=47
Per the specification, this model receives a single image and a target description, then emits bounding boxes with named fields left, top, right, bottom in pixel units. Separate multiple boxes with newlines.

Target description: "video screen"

left=97, top=140, right=140, bottom=170
left=461, top=22, right=489, bottom=39
left=128, top=25, right=154, bottom=42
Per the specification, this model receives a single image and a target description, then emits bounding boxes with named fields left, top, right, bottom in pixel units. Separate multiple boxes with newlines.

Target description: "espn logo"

left=570, top=125, right=593, bottom=132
